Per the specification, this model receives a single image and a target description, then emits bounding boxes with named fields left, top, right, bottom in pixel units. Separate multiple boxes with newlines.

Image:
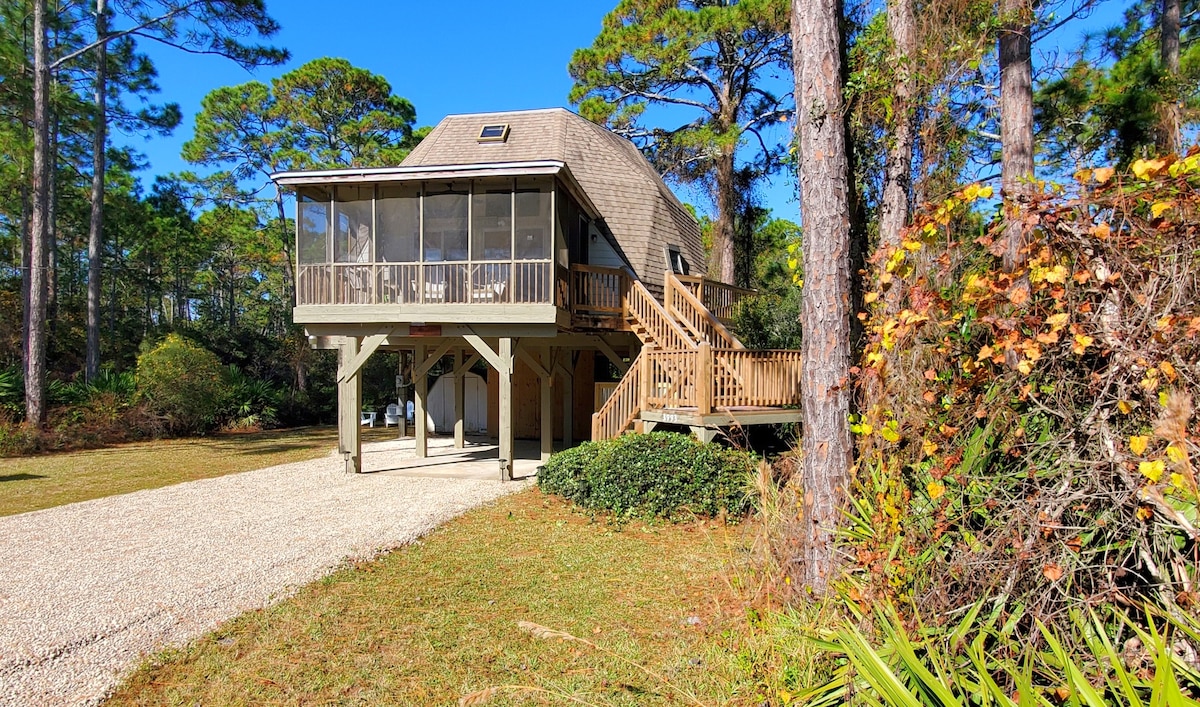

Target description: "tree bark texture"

left=879, top=0, right=916, bottom=313
left=712, top=143, right=737, bottom=285
left=791, top=0, right=855, bottom=597
left=25, top=0, right=50, bottom=426
left=1158, top=0, right=1181, bottom=155
left=999, top=0, right=1034, bottom=274
left=87, top=0, right=108, bottom=381
left=47, top=116, right=59, bottom=334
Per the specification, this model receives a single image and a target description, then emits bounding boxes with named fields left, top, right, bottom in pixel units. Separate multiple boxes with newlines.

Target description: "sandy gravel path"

left=0, top=438, right=527, bottom=706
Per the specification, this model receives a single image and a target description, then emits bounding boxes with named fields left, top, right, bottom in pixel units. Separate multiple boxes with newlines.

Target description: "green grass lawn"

left=1, top=426, right=813, bottom=704
left=105, top=490, right=783, bottom=706
left=0, top=425, right=403, bottom=517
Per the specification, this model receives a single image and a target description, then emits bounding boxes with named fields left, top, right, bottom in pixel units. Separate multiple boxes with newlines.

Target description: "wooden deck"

left=582, top=268, right=804, bottom=441
left=641, top=406, right=802, bottom=428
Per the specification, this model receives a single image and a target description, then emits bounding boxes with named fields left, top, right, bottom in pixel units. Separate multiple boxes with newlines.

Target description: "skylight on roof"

left=478, top=124, right=510, bottom=143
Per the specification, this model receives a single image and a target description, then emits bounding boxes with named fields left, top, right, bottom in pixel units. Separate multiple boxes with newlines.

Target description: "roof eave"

left=270, top=160, right=602, bottom=220
left=270, top=160, right=568, bottom=186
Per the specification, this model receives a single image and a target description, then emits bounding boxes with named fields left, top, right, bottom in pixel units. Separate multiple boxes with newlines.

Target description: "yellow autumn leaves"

left=1077, top=153, right=1200, bottom=184
left=1130, top=417, right=1197, bottom=521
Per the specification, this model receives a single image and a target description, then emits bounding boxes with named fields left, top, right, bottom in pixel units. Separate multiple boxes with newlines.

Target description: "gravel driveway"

left=0, top=438, right=528, bottom=706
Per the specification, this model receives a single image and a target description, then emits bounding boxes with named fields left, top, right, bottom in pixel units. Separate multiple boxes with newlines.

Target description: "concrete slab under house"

left=271, top=108, right=803, bottom=479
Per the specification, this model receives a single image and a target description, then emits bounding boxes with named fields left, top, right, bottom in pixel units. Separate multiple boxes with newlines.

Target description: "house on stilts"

left=272, top=108, right=803, bottom=479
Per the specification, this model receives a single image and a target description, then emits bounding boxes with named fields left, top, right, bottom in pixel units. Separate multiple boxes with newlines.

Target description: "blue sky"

left=120, top=0, right=800, bottom=217
left=118, top=0, right=1124, bottom=221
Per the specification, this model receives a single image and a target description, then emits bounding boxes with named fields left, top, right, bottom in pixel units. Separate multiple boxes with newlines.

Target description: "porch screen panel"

left=377, top=184, right=419, bottom=262
left=296, top=187, right=332, bottom=305
left=297, top=188, right=331, bottom=264
left=472, top=179, right=512, bottom=261
left=333, top=185, right=373, bottom=263
left=423, top=184, right=468, bottom=262
left=515, top=177, right=550, bottom=260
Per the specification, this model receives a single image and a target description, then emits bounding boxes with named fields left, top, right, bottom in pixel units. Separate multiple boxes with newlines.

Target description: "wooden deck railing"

left=296, top=261, right=555, bottom=306
left=626, top=277, right=694, bottom=350
left=674, top=275, right=754, bottom=324
left=570, top=263, right=626, bottom=316
left=711, top=349, right=803, bottom=408
left=593, top=344, right=804, bottom=439
left=665, top=272, right=744, bottom=349
left=591, top=351, right=644, bottom=441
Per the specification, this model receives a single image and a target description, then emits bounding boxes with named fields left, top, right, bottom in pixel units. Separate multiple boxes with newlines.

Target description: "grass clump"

left=539, top=431, right=757, bottom=520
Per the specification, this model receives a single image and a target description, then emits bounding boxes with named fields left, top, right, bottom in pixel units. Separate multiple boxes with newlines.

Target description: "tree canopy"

left=569, top=0, right=792, bottom=286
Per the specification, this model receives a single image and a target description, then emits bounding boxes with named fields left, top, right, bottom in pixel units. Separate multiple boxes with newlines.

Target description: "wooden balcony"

left=294, top=261, right=751, bottom=333
left=592, top=344, right=804, bottom=440
left=293, top=260, right=561, bottom=325
left=565, top=264, right=754, bottom=333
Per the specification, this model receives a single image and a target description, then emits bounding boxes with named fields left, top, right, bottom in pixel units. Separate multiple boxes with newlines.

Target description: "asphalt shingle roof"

left=401, top=108, right=706, bottom=283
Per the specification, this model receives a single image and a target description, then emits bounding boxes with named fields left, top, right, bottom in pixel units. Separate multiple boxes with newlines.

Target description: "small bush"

left=538, top=432, right=756, bottom=520
left=0, top=366, right=22, bottom=419
left=136, top=334, right=228, bottom=435
left=220, top=365, right=281, bottom=431
left=0, top=418, right=38, bottom=456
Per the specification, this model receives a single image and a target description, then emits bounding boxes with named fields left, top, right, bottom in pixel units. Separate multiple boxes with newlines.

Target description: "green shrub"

left=538, top=432, right=756, bottom=520
left=0, top=418, right=38, bottom=456
left=0, top=366, right=22, bottom=419
left=136, top=334, right=228, bottom=435
left=221, top=365, right=281, bottom=430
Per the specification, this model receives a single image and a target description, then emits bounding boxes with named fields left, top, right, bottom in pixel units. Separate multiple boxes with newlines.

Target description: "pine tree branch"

left=50, top=1, right=206, bottom=70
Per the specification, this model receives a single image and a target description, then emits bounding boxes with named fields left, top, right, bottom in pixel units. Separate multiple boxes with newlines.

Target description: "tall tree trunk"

left=999, top=0, right=1034, bottom=274
left=25, top=0, right=50, bottom=426
left=1158, top=0, right=1181, bottom=154
left=47, top=116, right=58, bottom=336
left=20, top=177, right=31, bottom=365
left=879, top=0, right=916, bottom=313
left=108, top=228, right=118, bottom=334
left=227, top=266, right=236, bottom=331
left=86, top=0, right=108, bottom=381
left=143, top=263, right=152, bottom=334
left=711, top=143, right=737, bottom=284
left=275, top=189, right=295, bottom=311
left=791, top=0, right=854, bottom=597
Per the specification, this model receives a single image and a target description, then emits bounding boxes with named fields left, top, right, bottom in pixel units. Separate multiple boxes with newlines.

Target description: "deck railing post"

left=639, top=347, right=653, bottom=411
left=696, top=342, right=712, bottom=416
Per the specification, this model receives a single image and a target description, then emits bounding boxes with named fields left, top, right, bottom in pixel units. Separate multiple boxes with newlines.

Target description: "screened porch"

left=295, top=176, right=559, bottom=307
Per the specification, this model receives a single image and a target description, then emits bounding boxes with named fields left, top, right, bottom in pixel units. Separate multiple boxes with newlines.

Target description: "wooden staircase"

left=586, top=269, right=803, bottom=441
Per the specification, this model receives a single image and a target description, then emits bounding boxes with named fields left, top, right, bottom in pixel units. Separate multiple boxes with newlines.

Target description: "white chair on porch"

left=384, top=403, right=402, bottom=427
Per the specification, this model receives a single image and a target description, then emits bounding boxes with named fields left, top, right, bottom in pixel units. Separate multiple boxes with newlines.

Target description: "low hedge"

left=538, top=431, right=756, bottom=520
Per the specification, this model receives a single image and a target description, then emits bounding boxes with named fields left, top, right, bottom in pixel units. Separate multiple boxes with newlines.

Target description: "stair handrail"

left=591, top=350, right=644, bottom=440
left=665, top=272, right=745, bottom=349
left=622, top=268, right=695, bottom=350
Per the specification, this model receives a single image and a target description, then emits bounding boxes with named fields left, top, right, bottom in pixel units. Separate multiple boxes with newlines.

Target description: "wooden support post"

left=696, top=341, right=712, bottom=416
left=690, top=425, right=717, bottom=444
left=397, top=351, right=406, bottom=439
left=558, top=354, right=574, bottom=448
left=414, top=342, right=428, bottom=458
left=498, top=337, right=514, bottom=481
left=337, top=337, right=362, bottom=473
left=453, top=348, right=465, bottom=449
left=540, top=348, right=553, bottom=461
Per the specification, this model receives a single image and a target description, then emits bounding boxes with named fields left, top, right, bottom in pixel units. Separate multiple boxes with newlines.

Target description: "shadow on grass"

left=0, top=473, right=48, bottom=482
left=230, top=443, right=330, bottom=456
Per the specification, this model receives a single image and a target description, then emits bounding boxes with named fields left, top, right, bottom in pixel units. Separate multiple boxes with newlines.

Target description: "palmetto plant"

left=0, top=367, right=21, bottom=416
left=799, top=600, right=1200, bottom=707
